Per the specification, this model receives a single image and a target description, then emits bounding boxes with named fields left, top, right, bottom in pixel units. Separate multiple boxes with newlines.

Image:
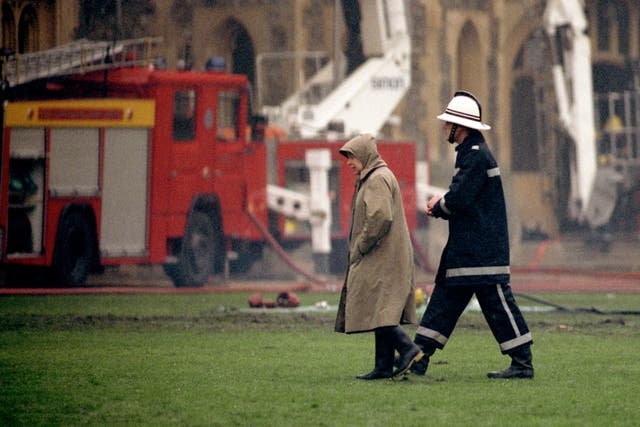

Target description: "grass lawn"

left=1, top=291, right=639, bottom=426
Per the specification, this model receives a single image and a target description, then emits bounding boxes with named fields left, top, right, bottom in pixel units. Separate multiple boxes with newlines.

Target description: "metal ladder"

left=1, top=37, right=162, bottom=88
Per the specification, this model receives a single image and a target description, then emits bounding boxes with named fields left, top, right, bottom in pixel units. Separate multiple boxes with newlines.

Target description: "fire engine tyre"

left=174, top=211, right=219, bottom=287
left=51, top=210, right=95, bottom=288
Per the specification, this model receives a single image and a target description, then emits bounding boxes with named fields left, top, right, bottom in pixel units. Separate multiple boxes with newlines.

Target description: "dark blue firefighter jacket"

left=431, top=131, right=510, bottom=286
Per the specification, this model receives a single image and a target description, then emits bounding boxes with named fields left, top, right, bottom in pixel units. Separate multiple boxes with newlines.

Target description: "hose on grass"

left=246, top=210, right=333, bottom=287
left=515, top=292, right=640, bottom=316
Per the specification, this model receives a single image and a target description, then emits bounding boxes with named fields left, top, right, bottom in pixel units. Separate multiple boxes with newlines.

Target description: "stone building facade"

left=2, top=0, right=639, bottom=239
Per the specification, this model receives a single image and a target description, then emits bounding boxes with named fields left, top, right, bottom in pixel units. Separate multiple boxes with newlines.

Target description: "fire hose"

left=246, top=210, right=333, bottom=287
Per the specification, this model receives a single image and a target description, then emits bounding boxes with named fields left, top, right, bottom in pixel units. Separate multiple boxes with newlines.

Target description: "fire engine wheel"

left=52, top=211, right=94, bottom=287
left=174, top=212, right=218, bottom=287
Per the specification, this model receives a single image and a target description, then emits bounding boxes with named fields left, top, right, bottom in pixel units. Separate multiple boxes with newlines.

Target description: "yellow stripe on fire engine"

left=4, top=99, right=155, bottom=128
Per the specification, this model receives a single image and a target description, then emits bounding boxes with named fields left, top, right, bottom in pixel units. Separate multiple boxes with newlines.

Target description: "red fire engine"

left=0, top=39, right=417, bottom=287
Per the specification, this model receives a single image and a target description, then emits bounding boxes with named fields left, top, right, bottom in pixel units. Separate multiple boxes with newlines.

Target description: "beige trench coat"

left=335, top=134, right=416, bottom=334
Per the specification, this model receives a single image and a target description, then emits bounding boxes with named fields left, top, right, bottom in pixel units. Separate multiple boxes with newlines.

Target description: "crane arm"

left=543, top=0, right=597, bottom=222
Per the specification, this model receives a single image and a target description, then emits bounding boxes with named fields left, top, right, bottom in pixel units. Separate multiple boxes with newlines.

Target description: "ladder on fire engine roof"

left=0, top=37, right=163, bottom=88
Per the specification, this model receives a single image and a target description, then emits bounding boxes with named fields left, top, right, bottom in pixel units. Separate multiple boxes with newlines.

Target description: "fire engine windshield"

left=216, top=91, right=240, bottom=143
left=173, top=90, right=197, bottom=141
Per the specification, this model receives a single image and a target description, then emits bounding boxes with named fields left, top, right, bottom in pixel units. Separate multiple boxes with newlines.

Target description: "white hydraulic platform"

left=259, top=0, right=410, bottom=139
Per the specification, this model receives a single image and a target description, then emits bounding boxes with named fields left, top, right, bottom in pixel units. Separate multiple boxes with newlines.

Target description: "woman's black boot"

left=356, top=328, right=394, bottom=380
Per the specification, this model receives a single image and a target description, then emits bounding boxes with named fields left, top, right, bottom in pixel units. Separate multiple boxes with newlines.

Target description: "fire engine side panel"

left=100, top=129, right=149, bottom=258
left=2, top=99, right=155, bottom=267
left=49, top=128, right=100, bottom=197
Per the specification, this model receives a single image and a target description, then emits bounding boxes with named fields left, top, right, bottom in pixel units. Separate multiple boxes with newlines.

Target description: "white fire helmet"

left=437, top=91, right=491, bottom=130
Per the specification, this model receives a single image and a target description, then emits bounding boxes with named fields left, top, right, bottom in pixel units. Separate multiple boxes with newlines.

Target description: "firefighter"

left=411, top=91, right=534, bottom=379
left=334, top=134, right=423, bottom=380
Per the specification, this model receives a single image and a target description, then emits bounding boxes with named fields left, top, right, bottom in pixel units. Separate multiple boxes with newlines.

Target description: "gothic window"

left=511, top=30, right=551, bottom=172
left=456, top=22, right=483, bottom=99
left=2, top=3, right=16, bottom=52
left=18, top=4, right=38, bottom=53
left=231, top=25, right=255, bottom=88
left=616, top=1, right=629, bottom=55
left=595, top=0, right=630, bottom=55
left=511, top=76, right=539, bottom=171
left=596, top=0, right=610, bottom=51
left=2, top=2, right=42, bottom=54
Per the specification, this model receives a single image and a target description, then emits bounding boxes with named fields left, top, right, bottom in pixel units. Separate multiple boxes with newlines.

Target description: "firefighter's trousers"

left=415, top=283, right=533, bottom=354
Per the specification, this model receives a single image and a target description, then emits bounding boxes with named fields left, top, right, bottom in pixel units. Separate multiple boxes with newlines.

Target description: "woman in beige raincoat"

left=334, top=134, right=423, bottom=380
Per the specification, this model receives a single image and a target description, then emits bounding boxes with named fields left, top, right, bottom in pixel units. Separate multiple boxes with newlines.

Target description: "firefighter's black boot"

left=356, top=328, right=394, bottom=380
left=407, top=336, right=436, bottom=376
left=487, top=345, right=534, bottom=379
left=390, top=326, right=424, bottom=378
left=392, top=337, right=433, bottom=375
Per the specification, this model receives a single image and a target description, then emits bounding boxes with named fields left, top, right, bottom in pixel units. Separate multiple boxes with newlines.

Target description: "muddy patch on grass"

left=0, top=311, right=337, bottom=332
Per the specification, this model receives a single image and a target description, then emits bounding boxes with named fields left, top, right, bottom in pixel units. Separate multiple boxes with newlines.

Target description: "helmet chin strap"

left=447, top=123, right=458, bottom=144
